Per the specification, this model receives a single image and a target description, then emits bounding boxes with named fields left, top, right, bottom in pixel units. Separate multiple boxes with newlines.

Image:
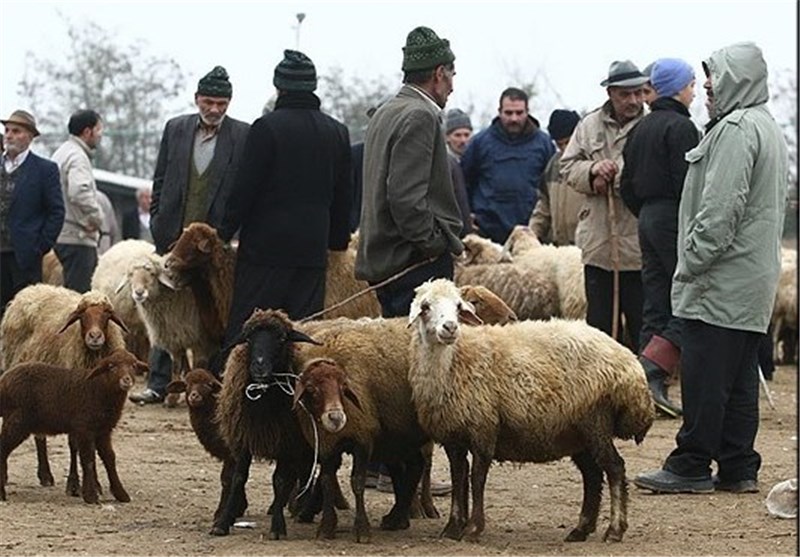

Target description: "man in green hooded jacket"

left=634, top=42, right=789, bottom=495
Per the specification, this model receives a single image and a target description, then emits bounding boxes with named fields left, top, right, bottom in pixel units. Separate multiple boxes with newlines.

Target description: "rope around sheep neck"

left=243, top=372, right=320, bottom=500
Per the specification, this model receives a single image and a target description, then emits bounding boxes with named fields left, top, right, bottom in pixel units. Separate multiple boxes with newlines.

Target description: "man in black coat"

left=130, top=66, right=250, bottom=404
left=219, top=50, right=352, bottom=345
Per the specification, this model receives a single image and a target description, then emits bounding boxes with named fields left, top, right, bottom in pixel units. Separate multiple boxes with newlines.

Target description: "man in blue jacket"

left=0, top=110, right=65, bottom=319
left=461, top=87, right=555, bottom=244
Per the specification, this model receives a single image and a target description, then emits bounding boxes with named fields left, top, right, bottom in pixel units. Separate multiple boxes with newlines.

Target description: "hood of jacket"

left=704, top=41, right=769, bottom=121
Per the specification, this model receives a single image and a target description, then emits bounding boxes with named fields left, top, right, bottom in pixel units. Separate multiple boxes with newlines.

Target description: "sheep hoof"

left=82, top=494, right=99, bottom=505
left=565, top=528, right=589, bottom=542
left=209, top=525, right=230, bottom=536
left=112, top=490, right=131, bottom=503
left=441, top=520, right=465, bottom=540
left=380, top=511, right=410, bottom=531
left=463, top=521, right=483, bottom=542
left=66, top=479, right=81, bottom=497
left=38, top=474, right=55, bottom=487
left=602, top=526, right=624, bottom=542
left=353, top=520, right=371, bottom=543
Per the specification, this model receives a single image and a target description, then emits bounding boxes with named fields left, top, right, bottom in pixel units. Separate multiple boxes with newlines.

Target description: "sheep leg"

left=215, top=458, right=247, bottom=521
left=210, top=450, right=252, bottom=536
left=268, top=456, right=298, bottom=540
left=565, top=450, right=603, bottom=542
left=464, top=450, right=491, bottom=541
left=316, top=456, right=340, bottom=540
left=380, top=454, right=422, bottom=531
left=96, top=433, right=130, bottom=503
left=34, top=435, right=55, bottom=487
left=350, top=446, right=371, bottom=543
left=76, top=435, right=99, bottom=504
left=593, top=440, right=628, bottom=542
left=1, top=421, right=31, bottom=500
left=65, top=435, right=81, bottom=496
left=441, top=444, right=469, bottom=540
left=411, top=441, right=439, bottom=519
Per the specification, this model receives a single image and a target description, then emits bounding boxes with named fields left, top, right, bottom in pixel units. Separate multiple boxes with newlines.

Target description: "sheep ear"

left=499, top=250, right=514, bottom=263
left=57, top=310, right=82, bottom=334
left=458, top=300, right=483, bottom=326
left=292, top=380, right=306, bottom=410
left=135, top=360, right=149, bottom=375
left=88, top=361, right=111, bottom=379
left=289, top=330, right=322, bottom=345
left=407, top=302, right=422, bottom=329
left=344, top=384, right=363, bottom=412
left=109, top=312, right=130, bottom=334
left=197, top=238, right=212, bottom=254
left=114, top=276, right=129, bottom=294
left=157, top=271, right=177, bottom=290
left=165, top=380, right=186, bottom=394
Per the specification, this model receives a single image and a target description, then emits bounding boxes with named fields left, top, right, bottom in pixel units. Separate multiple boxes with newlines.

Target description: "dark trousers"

left=0, top=252, right=42, bottom=321
left=584, top=265, right=643, bottom=351
left=372, top=253, right=454, bottom=318
left=757, top=325, right=775, bottom=379
left=54, top=244, right=97, bottom=293
left=145, top=346, right=173, bottom=395
left=664, top=319, right=762, bottom=482
left=638, top=201, right=682, bottom=351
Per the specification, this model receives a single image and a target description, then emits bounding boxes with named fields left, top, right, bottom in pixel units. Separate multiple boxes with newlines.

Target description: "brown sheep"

left=0, top=349, right=148, bottom=503
left=165, top=369, right=247, bottom=521
left=0, top=285, right=129, bottom=494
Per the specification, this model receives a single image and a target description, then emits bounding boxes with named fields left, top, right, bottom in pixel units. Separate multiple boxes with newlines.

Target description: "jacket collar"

left=274, top=91, right=321, bottom=110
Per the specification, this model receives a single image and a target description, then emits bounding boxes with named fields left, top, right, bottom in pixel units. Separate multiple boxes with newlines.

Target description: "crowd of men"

left=0, top=26, right=789, bottom=497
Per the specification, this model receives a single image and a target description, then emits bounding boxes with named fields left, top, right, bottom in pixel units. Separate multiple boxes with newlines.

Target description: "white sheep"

left=407, top=278, right=654, bottom=543
left=771, top=247, right=798, bottom=363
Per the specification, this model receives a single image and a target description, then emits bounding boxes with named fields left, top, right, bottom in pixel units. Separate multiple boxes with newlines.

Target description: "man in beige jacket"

left=560, top=60, right=647, bottom=350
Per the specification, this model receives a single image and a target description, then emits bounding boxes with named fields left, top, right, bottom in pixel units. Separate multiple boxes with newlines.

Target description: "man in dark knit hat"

left=218, top=50, right=352, bottom=348
left=130, top=65, right=250, bottom=405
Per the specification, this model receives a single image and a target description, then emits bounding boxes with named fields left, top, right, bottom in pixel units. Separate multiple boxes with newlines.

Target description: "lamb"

left=165, top=369, right=247, bottom=521
left=458, top=234, right=510, bottom=266
left=91, top=239, right=158, bottom=362
left=0, top=284, right=129, bottom=493
left=407, top=278, right=654, bottom=542
left=0, top=349, right=148, bottom=503
left=771, top=247, right=798, bottom=364
left=503, top=224, right=587, bottom=319
left=213, top=308, right=319, bottom=539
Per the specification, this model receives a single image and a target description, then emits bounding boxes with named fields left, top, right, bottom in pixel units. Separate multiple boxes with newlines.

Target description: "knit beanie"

left=273, top=49, right=317, bottom=92
left=402, top=26, right=455, bottom=72
left=651, top=58, right=695, bottom=98
left=445, top=108, right=472, bottom=134
left=547, top=109, right=581, bottom=141
left=196, top=66, right=233, bottom=98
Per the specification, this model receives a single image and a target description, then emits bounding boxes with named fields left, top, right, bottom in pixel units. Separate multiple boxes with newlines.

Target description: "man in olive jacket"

left=635, top=42, right=788, bottom=495
left=355, top=26, right=463, bottom=317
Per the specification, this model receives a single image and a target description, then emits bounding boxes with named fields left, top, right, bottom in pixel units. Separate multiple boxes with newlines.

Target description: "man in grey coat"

left=355, top=26, right=463, bottom=318
left=634, top=42, right=788, bottom=495
left=130, top=66, right=250, bottom=405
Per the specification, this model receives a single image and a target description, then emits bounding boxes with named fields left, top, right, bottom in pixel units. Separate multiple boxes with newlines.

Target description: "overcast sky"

left=1, top=0, right=797, bottom=129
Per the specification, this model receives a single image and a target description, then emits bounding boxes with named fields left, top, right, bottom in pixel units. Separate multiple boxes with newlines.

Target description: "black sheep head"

left=234, top=308, right=320, bottom=384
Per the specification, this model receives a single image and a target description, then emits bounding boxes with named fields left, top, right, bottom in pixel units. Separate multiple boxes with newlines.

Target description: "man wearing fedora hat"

left=561, top=60, right=648, bottom=351
left=0, top=110, right=65, bottom=319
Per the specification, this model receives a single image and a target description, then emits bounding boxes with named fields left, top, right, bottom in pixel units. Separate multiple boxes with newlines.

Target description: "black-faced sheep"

left=0, top=349, right=147, bottom=503
left=0, top=284, right=129, bottom=493
left=213, top=308, right=320, bottom=539
left=407, top=279, right=654, bottom=543
left=165, top=369, right=247, bottom=521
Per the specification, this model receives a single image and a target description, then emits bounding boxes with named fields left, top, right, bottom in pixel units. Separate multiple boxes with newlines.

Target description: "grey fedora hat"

left=600, top=60, right=649, bottom=87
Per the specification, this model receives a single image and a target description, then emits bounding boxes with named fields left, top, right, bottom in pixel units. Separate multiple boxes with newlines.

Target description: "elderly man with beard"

left=130, top=65, right=250, bottom=405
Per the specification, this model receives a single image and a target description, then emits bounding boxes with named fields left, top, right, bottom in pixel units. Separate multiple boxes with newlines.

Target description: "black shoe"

left=633, top=469, right=714, bottom=494
left=641, top=358, right=682, bottom=418
left=129, top=388, right=164, bottom=405
left=713, top=475, right=759, bottom=493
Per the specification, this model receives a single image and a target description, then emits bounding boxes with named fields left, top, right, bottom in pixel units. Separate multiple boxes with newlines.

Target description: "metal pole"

left=295, top=13, right=306, bottom=50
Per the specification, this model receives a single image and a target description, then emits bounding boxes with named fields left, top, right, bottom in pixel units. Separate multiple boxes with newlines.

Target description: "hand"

left=591, top=159, right=618, bottom=184
left=592, top=175, right=609, bottom=196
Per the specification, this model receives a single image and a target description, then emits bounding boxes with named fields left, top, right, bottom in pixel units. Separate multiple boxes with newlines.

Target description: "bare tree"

left=18, top=16, right=187, bottom=178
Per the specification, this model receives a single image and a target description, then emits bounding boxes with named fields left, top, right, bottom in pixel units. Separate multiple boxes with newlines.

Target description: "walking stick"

left=607, top=183, right=621, bottom=341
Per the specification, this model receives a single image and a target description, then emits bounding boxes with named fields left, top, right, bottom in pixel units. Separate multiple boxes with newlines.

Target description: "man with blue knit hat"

left=219, top=49, right=352, bottom=345
left=620, top=57, right=700, bottom=419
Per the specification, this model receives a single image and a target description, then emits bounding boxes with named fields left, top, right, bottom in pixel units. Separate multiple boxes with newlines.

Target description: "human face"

left=677, top=79, right=696, bottom=109
left=703, top=75, right=715, bottom=118
left=607, top=86, right=644, bottom=124
left=431, top=64, right=456, bottom=108
left=83, top=121, right=104, bottom=149
left=498, top=97, right=528, bottom=136
left=446, top=128, right=471, bottom=156
left=195, top=94, right=230, bottom=127
left=555, top=136, right=571, bottom=152
left=642, top=82, right=657, bottom=107
left=137, top=189, right=152, bottom=212
left=3, top=123, right=34, bottom=157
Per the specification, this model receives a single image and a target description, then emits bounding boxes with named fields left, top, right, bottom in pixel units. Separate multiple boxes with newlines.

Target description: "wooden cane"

left=607, top=183, right=621, bottom=341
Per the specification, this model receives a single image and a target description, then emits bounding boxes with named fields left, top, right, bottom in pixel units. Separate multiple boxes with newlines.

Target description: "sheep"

left=458, top=284, right=518, bottom=325
left=165, top=369, right=247, bottom=521
left=455, top=262, right=560, bottom=320
left=407, top=278, right=654, bottom=543
left=772, top=247, right=798, bottom=364
left=457, top=234, right=510, bottom=266
left=41, top=249, right=63, bottom=286
left=0, top=284, right=129, bottom=494
left=91, top=239, right=157, bottom=362
left=503, top=224, right=587, bottom=320
left=291, top=290, right=518, bottom=540
left=323, top=245, right=382, bottom=319
left=0, top=349, right=148, bottom=503
left=213, top=308, right=320, bottom=540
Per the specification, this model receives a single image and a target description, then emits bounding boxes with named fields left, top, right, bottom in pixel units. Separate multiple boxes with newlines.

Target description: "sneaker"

left=713, top=475, right=759, bottom=493
left=376, top=473, right=394, bottom=493
left=429, top=479, right=452, bottom=497
left=129, top=388, right=164, bottom=405
left=365, top=470, right=379, bottom=489
left=633, top=469, right=714, bottom=494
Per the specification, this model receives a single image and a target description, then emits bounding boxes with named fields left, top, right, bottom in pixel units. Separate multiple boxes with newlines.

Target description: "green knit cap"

left=402, top=26, right=455, bottom=72
left=273, top=49, right=318, bottom=92
left=196, top=66, right=232, bottom=98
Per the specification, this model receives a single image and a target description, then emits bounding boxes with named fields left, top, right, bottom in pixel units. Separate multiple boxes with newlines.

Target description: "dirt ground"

left=1, top=366, right=797, bottom=557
